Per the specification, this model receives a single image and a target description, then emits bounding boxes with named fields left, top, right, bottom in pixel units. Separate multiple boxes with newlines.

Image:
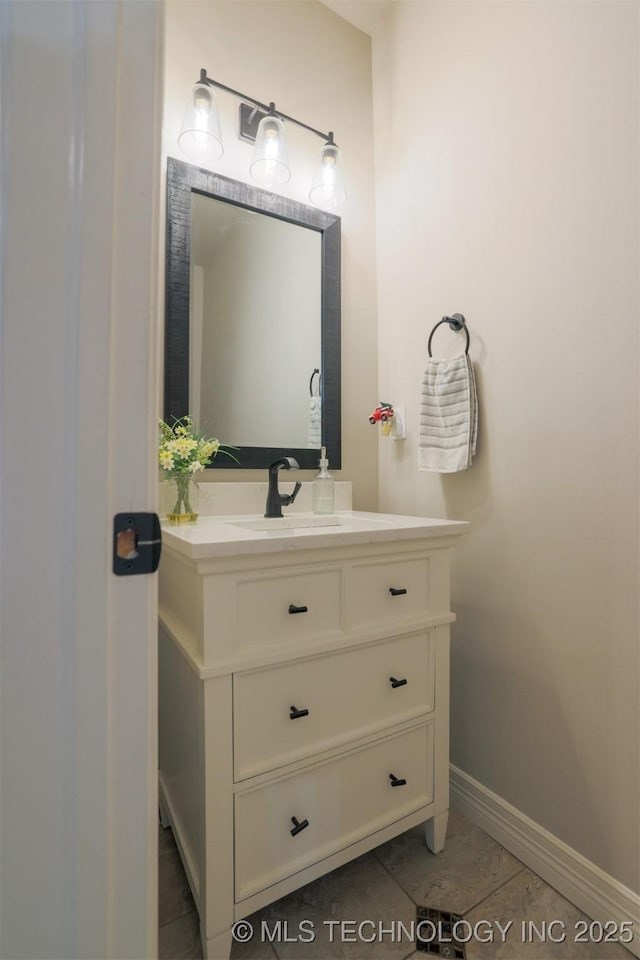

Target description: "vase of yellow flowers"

left=166, top=472, right=199, bottom=522
left=159, top=416, right=237, bottom=522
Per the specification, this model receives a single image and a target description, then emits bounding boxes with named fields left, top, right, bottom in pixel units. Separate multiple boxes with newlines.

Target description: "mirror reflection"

left=189, top=193, right=322, bottom=449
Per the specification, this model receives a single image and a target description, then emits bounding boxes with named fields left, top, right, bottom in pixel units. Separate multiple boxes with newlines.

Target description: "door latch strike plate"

left=113, top=513, right=162, bottom=576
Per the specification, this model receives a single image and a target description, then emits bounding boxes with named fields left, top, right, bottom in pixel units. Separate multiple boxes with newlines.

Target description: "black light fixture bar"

left=198, top=68, right=335, bottom=145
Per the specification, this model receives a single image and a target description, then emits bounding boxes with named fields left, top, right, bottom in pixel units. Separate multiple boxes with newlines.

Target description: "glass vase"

left=166, top=473, right=199, bottom=523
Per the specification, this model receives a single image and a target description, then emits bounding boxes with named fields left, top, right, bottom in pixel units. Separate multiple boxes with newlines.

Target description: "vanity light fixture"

left=177, top=80, right=224, bottom=165
left=309, top=137, right=346, bottom=211
left=249, top=107, right=291, bottom=188
left=177, top=69, right=346, bottom=209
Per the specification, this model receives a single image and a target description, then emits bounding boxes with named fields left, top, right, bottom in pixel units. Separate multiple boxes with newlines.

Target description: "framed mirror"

left=165, top=157, right=341, bottom=469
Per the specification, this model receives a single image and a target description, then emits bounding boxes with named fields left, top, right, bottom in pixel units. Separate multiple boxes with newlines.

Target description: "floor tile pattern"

left=159, top=811, right=634, bottom=960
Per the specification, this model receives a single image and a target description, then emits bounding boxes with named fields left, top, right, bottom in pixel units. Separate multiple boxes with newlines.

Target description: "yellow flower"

left=166, top=437, right=197, bottom=457
left=200, top=440, right=219, bottom=458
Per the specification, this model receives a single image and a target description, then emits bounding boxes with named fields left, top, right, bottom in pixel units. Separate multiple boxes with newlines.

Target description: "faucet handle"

left=282, top=480, right=302, bottom=507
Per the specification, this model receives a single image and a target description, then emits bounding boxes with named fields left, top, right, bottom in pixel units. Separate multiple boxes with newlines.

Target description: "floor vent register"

left=416, top=907, right=467, bottom=959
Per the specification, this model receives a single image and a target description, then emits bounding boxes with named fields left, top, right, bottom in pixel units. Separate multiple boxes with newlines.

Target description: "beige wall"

left=373, top=1, right=639, bottom=890
left=163, top=0, right=378, bottom=509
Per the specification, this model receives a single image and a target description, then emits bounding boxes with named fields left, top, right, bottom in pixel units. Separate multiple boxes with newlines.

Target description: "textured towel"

left=418, top=353, right=478, bottom=472
left=308, top=396, right=322, bottom=448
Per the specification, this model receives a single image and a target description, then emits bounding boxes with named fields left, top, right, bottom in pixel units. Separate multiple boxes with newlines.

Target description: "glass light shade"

left=249, top=115, right=291, bottom=187
left=177, top=82, right=224, bottom=165
left=309, top=142, right=347, bottom=210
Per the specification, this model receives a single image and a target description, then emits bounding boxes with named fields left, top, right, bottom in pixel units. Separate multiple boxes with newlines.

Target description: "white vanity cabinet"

left=158, top=513, right=467, bottom=959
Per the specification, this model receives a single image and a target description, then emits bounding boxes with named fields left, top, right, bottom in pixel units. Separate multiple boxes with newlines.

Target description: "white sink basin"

left=228, top=514, right=342, bottom=532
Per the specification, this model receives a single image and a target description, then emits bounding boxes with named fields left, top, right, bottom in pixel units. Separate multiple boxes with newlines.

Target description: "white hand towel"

left=418, top=353, right=478, bottom=472
left=308, top=396, right=322, bottom=448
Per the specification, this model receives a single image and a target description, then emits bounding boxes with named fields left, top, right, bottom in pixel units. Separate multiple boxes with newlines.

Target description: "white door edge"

left=0, top=2, right=164, bottom=957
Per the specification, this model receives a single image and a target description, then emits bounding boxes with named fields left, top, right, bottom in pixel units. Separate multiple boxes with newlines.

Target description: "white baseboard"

left=450, top=765, right=640, bottom=959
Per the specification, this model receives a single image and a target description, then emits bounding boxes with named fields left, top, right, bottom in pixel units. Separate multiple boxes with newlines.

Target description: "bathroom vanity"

left=158, top=510, right=467, bottom=958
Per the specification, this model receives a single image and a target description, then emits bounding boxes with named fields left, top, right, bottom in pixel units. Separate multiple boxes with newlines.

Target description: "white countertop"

left=161, top=511, right=469, bottom=560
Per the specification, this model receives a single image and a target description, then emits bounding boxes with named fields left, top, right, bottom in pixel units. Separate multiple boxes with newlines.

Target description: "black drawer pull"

left=290, top=816, right=309, bottom=836
left=389, top=587, right=407, bottom=596
left=389, top=773, right=407, bottom=787
left=288, top=604, right=308, bottom=614
left=389, top=676, right=407, bottom=689
left=289, top=705, right=309, bottom=720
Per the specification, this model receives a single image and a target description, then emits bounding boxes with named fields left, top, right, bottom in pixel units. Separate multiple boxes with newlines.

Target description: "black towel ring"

left=309, top=368, right=320, bottom=397
left=428, top=314, right=469, bottom=357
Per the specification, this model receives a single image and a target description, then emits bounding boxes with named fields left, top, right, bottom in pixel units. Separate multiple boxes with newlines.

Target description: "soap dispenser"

left=313, top=446, right=335, bottom=514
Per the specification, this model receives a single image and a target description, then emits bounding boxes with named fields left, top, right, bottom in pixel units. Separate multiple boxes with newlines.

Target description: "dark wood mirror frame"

left=165, top=157, right=341, bottom=469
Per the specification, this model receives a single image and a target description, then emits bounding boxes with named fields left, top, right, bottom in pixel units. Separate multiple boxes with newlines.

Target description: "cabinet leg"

left=202, top=926, right=232, bottom=960
left=425, top=810, right=448, bottom=854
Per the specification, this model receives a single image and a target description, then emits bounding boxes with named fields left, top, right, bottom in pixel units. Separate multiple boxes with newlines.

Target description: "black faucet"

left=265, top=457, right=302, bottom=518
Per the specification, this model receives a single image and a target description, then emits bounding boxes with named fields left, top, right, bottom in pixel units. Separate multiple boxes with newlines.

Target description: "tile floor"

left=159, top=810, right=634, bottom=960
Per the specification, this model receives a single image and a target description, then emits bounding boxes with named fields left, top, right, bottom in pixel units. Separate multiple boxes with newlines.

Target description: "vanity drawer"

left=350, top=556, right=432, bottom=629
left=235, top=721, right=433, bottom=901
left=236, top=567, right=342, bottom=650
left=233, top=632, right=434, bottom=780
